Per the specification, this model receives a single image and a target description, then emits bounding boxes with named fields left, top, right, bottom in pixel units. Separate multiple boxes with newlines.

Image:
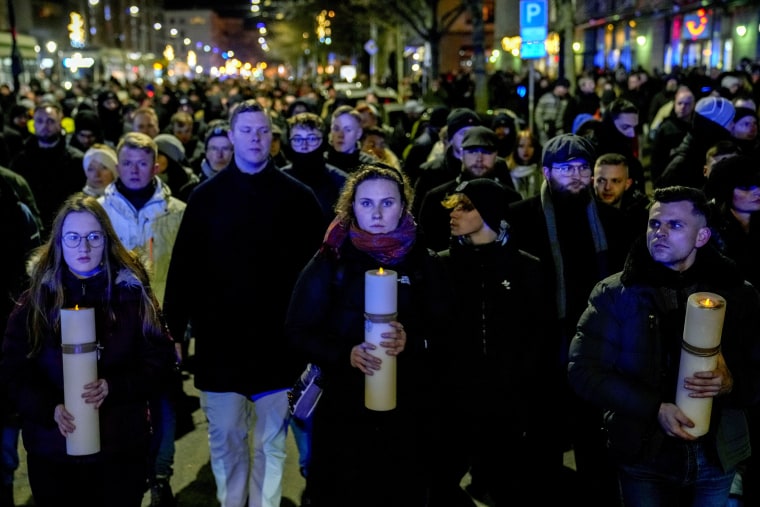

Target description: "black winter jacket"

left=569, top=240, right=760, bottom=470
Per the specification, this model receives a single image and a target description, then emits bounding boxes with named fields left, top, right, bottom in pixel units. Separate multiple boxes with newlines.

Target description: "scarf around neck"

left=321, top=212, right=417, bottom=266
left=540, top=180, right=608, bottom=319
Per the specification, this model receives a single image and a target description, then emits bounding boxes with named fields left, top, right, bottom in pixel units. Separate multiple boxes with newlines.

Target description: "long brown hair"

left=25, top=193, right=161, bottom=355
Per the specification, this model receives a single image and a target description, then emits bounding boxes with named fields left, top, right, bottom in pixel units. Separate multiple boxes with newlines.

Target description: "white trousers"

left=200, top=390, right=289, bottom=507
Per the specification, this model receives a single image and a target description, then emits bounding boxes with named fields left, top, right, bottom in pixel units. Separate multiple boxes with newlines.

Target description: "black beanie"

left=453, top=178, right=509, bottom=232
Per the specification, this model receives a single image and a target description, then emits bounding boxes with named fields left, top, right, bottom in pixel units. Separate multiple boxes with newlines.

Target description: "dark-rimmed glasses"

left=62, top=231, right=105, bottom=249
left=290, top=135, right=322, bottom=146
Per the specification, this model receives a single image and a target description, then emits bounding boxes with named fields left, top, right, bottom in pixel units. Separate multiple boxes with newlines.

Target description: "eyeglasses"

left=290, top=135, right=322, bottom=146
left=62, top=231, right=105, bottom=249
left=551, top=163, right=592, bottom=176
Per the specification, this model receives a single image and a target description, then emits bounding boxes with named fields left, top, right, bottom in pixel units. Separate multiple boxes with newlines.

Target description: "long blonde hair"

left=25, top=193, right=162, bottom=355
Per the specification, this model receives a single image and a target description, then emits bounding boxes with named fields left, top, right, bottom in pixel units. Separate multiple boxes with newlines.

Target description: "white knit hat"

left=83, top=145, right=118, bottom=176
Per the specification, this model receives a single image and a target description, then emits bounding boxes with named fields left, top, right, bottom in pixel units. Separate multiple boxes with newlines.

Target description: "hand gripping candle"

left=364, top=268, right=398, bottom=411
left=675, top=292, right=726, bottom=437
left=60, top=306, right=101, bottom=455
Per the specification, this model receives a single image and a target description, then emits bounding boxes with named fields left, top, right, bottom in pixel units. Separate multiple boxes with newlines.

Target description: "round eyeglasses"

left=290, top=135, right=322, bottom=146
left=62, top=231, right=105, bottom=249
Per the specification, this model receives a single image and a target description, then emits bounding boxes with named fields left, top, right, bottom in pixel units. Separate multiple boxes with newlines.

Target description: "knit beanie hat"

left=446, top=108, right=481, bottom=138
left=733, top=107, right=757, bottom=123
left=154, top=134, right=186, bottom=164
left=74, top=110, right=102, bottom=133
left=695, top=96, right=735, bottom=129
left=83, top=145, right=118, bottom=176
left=453, top=178, right=509, bottom=232
left=542, top=133, right=596, bottom=168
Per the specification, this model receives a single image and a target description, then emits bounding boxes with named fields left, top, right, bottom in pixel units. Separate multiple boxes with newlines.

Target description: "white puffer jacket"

left=98, top=177, right=185, bottom=304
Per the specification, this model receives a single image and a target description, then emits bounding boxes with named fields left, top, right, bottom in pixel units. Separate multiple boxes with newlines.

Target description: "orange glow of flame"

left=74, top=305, right=80, bottom=310
left=699, top=298, right=717, bottom=308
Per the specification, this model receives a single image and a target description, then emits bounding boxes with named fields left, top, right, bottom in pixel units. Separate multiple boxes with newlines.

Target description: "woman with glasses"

left=2, top=193, right=176, bottom=507
left=282, top=112, right=349, bottom=227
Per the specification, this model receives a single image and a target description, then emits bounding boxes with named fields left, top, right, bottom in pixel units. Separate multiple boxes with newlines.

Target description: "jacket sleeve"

left=568, top=280, right=662, bottom=421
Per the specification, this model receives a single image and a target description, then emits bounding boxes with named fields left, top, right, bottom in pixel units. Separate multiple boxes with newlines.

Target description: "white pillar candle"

left=675, top=292, right=726, bottom=437
left=364, top=268, right=398, bottom=411
left=60, top=306, right=101, bottom=455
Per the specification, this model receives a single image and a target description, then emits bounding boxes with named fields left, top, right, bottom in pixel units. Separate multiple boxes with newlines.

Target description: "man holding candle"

left=568, top=186, right=760, bottom=506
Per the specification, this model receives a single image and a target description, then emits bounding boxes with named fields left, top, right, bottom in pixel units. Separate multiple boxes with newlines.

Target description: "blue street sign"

left=520, top=0, right=548, bottom=59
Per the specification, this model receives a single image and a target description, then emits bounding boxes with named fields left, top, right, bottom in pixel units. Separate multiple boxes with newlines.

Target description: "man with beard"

left=507, top=134, right=633, bottom=507
left=10, top=101, right=84, bottom=235
left=281, top=112, right=348, bottom=227
left=418, top=125, right=521, bottom=251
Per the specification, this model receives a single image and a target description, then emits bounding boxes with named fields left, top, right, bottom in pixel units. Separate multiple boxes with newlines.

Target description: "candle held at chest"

left=60, top=306, right=101, bottom=455
left=675, top=292, right=726, bottom=437
left=364, top=268, right=398, bottom=411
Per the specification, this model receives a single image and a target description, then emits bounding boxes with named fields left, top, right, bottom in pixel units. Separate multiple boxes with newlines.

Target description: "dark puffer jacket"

left=569, top=239, right=760, bottom=470
left=2, top=267, right=175, bottom=461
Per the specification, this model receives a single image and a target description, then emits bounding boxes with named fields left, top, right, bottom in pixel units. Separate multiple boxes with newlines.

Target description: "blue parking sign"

left=520, top=0, right=548, bottom=59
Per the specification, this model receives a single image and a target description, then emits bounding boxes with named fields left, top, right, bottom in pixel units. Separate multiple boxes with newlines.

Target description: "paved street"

left=9, top=356, right=574, bottom=506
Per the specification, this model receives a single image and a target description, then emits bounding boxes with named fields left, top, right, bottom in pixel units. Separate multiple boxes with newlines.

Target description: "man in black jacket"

left=569, top=186, right=760, bottom=506
left=163, top=100, right=323, bottom=507
left=508, top=133, right=633, bottom=507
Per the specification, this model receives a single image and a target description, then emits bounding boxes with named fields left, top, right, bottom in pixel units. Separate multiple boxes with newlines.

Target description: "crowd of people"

left=1, top=60, right=760, bottom=507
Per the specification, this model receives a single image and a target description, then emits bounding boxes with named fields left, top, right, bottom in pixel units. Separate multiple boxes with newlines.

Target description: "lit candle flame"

left=699, top=298, right=717, bottom=308
left=378, top=267, right=385, bottom=275
left=74, top=305, right=80, bottom=310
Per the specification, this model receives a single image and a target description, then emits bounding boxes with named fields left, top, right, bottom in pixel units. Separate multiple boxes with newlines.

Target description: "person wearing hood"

left=281, top=112, right=347, bottom=227
left=592, top=97, right=646, bottom=193
left=96, top=89, right=125, bottom=147
left=657, top=96, right=737, bottom=190
left=153, top=133, right=199, bottom=202
left=435, top=178, right=552, bottom=506
left=490, top=111, right=517, bottom=158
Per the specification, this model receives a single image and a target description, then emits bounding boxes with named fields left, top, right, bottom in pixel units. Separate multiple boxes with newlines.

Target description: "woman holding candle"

left=285, top=163, right=458, bottom=507
left=2, top=193, right=176, bottom=507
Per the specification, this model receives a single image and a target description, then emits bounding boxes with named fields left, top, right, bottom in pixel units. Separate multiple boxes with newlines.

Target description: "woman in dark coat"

left=2, top=194, right=176, bottom=507
left=285, top=163, right=457, bottom=507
